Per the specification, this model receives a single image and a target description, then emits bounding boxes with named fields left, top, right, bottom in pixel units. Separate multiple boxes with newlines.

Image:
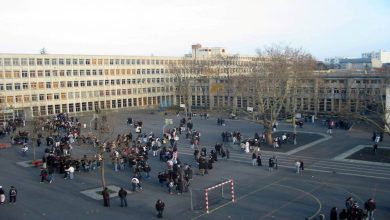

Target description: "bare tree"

left=251, top=44, right=317, bottom=144
left=169, top=59, right=197, bottom=114
left=346, top=77, right=390, bottom=136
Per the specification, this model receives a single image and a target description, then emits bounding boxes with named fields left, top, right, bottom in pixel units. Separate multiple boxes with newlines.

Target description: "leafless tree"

left=250, top=44, right=317, bottom=143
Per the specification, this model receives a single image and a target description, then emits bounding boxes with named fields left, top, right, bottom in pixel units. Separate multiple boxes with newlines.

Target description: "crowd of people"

left=1, top=111, right=382, bottom=219
left=325, top=196, right=376, bottom=220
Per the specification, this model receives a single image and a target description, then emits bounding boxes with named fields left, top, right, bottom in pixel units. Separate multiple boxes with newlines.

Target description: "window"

left=73, top=70, right=78, bottom=76
left=86, top=70, right=91, bottom=76
left=74, top=81, right=79, bottom=87
left=29, top=58, right=35, bottom=66
left=67, top=81, right=72, bottom=87
left=80, top=81, right=85, bottom=87
left=73, top=59, right=78, bottom=65
left=66, top=59, right=71, bottom=65
left=13, top=58, right=20, bottom=66
left=6, top=83, right=12, bottom=90
left=79, top=59, right=84, bottom=65
left=14, top=83, right=21, bottom=90
left=59, top=59, right=64, bottom=65
left=45, top=70, right=51, bottom=77
left=23, top=83, right=28, bottom=89
left=39, top=94, right=45, bottom=101
left=52, top=59, right=57, bottom=65
left=38, top=71, right=43, bottom=77
left=46, top=82, right=52, bottom=88
left=80, top=70, right=85, bottom=76
left=22, top=71, right=28, bottom=78
left=54, top=93, right=59, bottom=100
left=45, top=59, right=50, bottom=65
left=21, top=58, right=28, bottom=66
left=85, top=59, right=90, bottom=65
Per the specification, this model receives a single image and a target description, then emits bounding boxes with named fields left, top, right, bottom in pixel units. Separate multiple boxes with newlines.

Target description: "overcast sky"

left=0, top=0, right=389, bottom=60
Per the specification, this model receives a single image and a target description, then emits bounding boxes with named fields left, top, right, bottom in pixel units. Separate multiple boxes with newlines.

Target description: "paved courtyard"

left=0, top=109, right=389, bottom=220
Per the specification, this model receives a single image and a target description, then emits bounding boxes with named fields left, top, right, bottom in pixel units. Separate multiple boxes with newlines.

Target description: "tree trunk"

left=263, top=121, right=273, bottom=145
left=100, top=145, right=106, bottom=188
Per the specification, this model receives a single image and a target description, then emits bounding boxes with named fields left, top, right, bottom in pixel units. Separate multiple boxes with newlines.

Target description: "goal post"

left=190, top=179, right=235, bottom=214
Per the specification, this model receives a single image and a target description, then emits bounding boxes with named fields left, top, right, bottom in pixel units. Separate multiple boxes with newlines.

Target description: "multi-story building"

left=1, top=45, right=389, bottom=124
left=0, top=54, right=180, bottom=122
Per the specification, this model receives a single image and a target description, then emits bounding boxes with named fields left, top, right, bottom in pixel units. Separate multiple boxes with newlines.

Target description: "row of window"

left=324, top=79, right=382, bottom=84
left=0, top=87, right=175, bottom=104
left=0, top=57, right=177, bottom=67
left=31, top=96, right=174, bottom=116
left=0, top=68, right=168, bottom=78
left=0, top=57, right=254, bottom=67
left=0, top=77, right=174, bottom=91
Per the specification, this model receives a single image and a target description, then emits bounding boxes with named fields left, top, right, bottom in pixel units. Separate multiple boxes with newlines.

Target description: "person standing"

left=364, top=198, right=376, bottom=220
left=226, top=148, right=230, bottom=160
left=252, top=153, right=257, bottom=166
left=268, top=157, right=274, bottom=172
left=256, top=155, right=262, bottom=166
left=295, top=161, right=301, bottom=174
left=66, top=165, right=75, bottom=180
left=299, top=160, right=304, bottom=173
left=118, top=187, right=128, bottom=207
left=131, top=177, right=142, bottom=191
left=330, top=207, right=338, bottom=220
left=339, top=209, right=348, bottom=220
left=155, top=199, right=165, bottom=218
left=9, top=186, right=17, bottom=204
left=102, top=187, right=110, bottom=207
left=0, top=186, right=5, bottom=204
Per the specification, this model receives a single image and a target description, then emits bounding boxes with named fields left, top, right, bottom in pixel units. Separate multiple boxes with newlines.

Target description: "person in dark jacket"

left=339, top=209, right=348, bottom=220
left=330, top=207, right=338, bottom=220
left=364, top=198, right=376, bottom=220
left=156, top=199, right=165, bottom=218
left=118, top=187, right=127, bottom=207
left=9, top=186, right=17, bottom=204
left=102, top=187, right=110, bottom=207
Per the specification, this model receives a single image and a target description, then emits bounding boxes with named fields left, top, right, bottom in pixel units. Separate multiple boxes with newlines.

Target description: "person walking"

left=0, top=186, right=5, bottom=204
left=9, top=186, right=17, bottom=204
left=102, top=187, right=110, bottom=207
left=155, top=199, right=165, bottom=218
left=118, top=187, right=128, bottom=207
left=364, top=198, right=376, bottom=220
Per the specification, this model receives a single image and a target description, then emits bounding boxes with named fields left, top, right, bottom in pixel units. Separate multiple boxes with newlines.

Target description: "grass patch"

left=96, top=189, right=116, bottom=195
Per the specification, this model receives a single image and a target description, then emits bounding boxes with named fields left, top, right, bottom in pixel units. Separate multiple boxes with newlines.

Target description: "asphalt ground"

left=0, top=110, right=389, bottom=220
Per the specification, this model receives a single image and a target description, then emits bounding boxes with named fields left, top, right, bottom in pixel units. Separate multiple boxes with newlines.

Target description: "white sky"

left=0, top=0, right=389, bottom=60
